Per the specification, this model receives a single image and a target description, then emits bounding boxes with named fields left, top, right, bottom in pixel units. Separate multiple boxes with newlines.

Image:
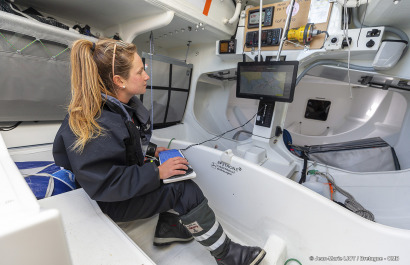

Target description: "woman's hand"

left=158, top=157, right=188, bottom=180
left=155, top=146, right=168, bottom=158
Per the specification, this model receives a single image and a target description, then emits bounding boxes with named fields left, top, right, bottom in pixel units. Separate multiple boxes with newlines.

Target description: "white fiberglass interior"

left=5, top=135, right=410, bottom=265
left=286, top=76, right=407, bottom=146
left=182, top=65, right=410, bottom=231
left=3, top=0, right=410, bottom=264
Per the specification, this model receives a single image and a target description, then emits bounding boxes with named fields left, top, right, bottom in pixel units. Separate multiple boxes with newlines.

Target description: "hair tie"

left=91, top=42, right=96, bottom=52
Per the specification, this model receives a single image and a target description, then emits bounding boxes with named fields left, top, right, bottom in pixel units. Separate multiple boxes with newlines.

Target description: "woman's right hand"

left=158, top=157, right=189, bottom=180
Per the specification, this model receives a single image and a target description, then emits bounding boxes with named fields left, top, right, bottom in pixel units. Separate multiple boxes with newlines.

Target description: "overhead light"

left=201, top=27, right=205, bottom=30
left=199, top=22, right=203, bottom=27
left=181, top=28, right=185, bottom=32
left=175, top=30, right=179, bottom=34
left=393, top=0, right=401, bottom=4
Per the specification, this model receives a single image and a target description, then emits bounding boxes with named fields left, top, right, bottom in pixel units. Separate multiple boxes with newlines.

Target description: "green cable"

left=167, top=138, right=176, bottom=149
left=38, top=39, right=52, bottom=57
left=19, top=39, right=37, bottom=52
left=0, top=33, right=68, bottom=60
left=53, top=47, right=70, bottom=58
left=284, top=258, right=302, bottom=265
left=0, top=32, right=17, bottom=51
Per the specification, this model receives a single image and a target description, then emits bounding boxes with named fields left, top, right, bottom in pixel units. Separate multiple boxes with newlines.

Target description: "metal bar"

left=141, top=51, right=193, bottom=68
left=276, top=0, right=295, bottom=61
left=257, top=0, right=263, bottom=61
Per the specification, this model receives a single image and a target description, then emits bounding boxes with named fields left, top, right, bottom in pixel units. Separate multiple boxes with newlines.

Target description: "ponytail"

left=68, top=40, right=106, bottom=152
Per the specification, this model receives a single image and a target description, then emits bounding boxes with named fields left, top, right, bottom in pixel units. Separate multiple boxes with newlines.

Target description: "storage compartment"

left=0, top=11, right=95, bottom=122
left=293, top=137, right=400, bottom=172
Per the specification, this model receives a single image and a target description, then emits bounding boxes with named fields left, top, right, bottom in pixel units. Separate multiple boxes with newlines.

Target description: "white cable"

left=343, top=0, right=353, bottom=99
left=149, top=33, right=154, bottom=124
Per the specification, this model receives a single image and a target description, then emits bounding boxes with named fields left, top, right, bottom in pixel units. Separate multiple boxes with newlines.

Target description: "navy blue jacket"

left=53, top=96, right=160, bottom=202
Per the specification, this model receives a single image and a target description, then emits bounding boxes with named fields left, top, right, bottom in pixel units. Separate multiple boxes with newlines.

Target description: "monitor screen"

left=236, top=61, right=299, bottom=102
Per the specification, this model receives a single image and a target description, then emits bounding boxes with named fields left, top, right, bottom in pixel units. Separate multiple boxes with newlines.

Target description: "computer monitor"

left=236, top=61, right=299, bottom=102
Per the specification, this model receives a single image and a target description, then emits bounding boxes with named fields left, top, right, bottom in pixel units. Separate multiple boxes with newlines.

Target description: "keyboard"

left=158, top=149, right=196, bottom=184
left=158, top=149, right=184, bottom=164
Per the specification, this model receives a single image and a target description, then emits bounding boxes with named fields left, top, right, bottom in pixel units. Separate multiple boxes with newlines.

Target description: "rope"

left=315, top=171, right=375, bottom=221
left=38, top=39, right=52, bottom=57
left=0, top=31, right=69, bottom=59
left=20, top=39, right=38, bottom=52
left=53, top=47, right=70, bottom=58
left=0, top=32, right=17, bottom=50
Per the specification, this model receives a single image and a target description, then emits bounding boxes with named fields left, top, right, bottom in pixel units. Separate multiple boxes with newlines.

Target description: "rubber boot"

left=153, top=212, right=193, bottom=246
left=180, top=199, right=266, bottom=265
left=215, top=241, right=266, bottom=265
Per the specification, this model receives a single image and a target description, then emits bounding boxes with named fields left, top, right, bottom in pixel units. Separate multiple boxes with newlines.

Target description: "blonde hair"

left=68, top=39, right=137, bottom=152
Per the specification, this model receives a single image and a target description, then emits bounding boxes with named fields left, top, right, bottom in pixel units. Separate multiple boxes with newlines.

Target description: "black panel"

left=304, top=99, right=331, bottom=121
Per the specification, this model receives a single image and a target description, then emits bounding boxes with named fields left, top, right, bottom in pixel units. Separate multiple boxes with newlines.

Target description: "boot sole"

left=153, top=237, right=194, bottom=246
left=250, top=249, right=266, bottom=265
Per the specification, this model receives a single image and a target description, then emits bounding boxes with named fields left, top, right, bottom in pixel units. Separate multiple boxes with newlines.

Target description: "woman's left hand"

left=155, top=146, right=169, bottom=157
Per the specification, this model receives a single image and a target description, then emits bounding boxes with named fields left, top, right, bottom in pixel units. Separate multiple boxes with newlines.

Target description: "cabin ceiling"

left=12, top=0, right=410, bottom=31
left=13, top=0, right=164, bottom=29
left=13, top=0, right=228, bottom=49
left=11, top=0, right=410, bottom=50
left=136, top=15, right=224, bottom=50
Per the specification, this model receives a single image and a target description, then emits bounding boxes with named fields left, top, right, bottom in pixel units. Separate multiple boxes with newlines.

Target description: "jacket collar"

left=102, top=94, right=151, bottom=126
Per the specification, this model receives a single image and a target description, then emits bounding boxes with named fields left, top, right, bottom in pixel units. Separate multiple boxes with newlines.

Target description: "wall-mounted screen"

left=236, top=61, right=299, bottom=102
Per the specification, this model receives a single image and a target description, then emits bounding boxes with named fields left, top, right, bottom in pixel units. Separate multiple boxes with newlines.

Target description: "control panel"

left=324, top=27, right=385, bottom=54
left=245, top=28, right=282, bottom=48
left=243, top=2, right=332, bottom=52
left=247, top=6, right=274, bottom=28
left=256, top=100, right=275, bottom=127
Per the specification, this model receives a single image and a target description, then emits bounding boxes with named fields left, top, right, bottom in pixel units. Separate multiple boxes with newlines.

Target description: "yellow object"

left=287, top=23, right=315, bottom=44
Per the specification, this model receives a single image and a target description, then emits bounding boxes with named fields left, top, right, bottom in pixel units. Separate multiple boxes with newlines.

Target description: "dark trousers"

left=97, top=180, right=206, bottom=222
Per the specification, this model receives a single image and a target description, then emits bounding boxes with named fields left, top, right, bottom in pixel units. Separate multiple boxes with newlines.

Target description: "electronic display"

left=219, top=39, right=236, bottom=54
left=247, top=6, right=273, bottom=28
left=236, top=61, right=299, bottom=102
left=249, top=11, right=265, bottom=25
